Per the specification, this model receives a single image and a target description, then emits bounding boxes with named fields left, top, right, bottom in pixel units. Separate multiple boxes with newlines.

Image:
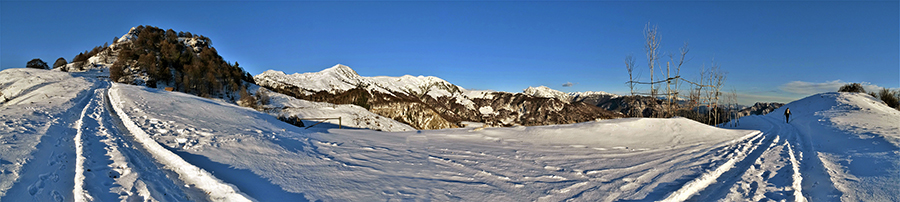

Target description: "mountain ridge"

left=255, top=64, right=623, bottom=130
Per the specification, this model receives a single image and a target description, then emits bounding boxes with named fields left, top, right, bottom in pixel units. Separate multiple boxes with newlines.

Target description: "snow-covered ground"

left=2, top=67, right=897, bottom=201
left=722, top=92, right=899, bottom=201
left=254, top=86, right=416, bottom=132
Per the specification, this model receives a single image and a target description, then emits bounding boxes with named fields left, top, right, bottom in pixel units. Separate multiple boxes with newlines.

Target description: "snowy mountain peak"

left=524, top=86, right=570, bottom=101
left=523, top=86, right=619, bottom=104
left=118, top=27, right=139, bottom=43
left=322, top=64, right=358, bottom=77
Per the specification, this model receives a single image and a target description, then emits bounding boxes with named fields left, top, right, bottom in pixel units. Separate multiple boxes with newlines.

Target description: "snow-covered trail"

left=74, top=81, right=192, bottom=201
left=693, top=115, right=813, bottom=202
left=1, top=69, right=97, bottom=201
left=719, top=93, right=900, bottom=202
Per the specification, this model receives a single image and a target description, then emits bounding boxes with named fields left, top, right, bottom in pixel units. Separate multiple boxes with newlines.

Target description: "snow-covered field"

left=1, top=68, right=897, bottom=201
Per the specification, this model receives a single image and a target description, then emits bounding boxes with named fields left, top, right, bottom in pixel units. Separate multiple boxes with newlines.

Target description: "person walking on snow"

left=784, top=108, right=791, bottom=123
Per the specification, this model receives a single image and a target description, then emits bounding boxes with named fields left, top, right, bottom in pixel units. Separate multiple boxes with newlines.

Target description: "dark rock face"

left=596, top=96, right=665, bottom=117
left=737, top=102, right=785, bottom=117
left=470, top=92, right=621, bottom=127
left=259, top=83, right=623, bottom=130
left=570, top=93, right=618, bottom=106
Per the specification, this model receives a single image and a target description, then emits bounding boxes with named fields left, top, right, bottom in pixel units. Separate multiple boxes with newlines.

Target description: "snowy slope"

left=253, top=86, right=415, bottom=132
left=107, top=81, right=761, bottom=201
left=524, top=86, right=572, bottom=101
left=722, top=92, right=899, bottom=201
left=0, top=68, right=96, bottom=199
left=4, top=66, right=897, bottom=201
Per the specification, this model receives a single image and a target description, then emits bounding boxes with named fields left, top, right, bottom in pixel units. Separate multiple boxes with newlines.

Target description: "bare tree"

left=727, top=88, right=739, bottom=127
left=644, top=23, right=660, bottom=109
left=701, top=62, right=727, bottom=125
left=626, top=54, right=637, bottom=96
left=622, top=22, right=728, bottom=124
left=624, top=54, right=640, bottom=117
left=661, top=42, right=689, bottom=117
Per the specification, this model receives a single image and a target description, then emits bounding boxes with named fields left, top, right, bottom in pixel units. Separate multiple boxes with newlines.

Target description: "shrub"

left=239, top=86, right=257, bottom=109
left=256, top=88, right=270, bottom=107
left=110, top=60, right=124, bottom=82
left=26, top=58, right=48, bottom=69
left=53, top=57, right=67, bottom=69
left=838, top=83, right=866, bottom=93
left=877, top=88, right=899, bottom=109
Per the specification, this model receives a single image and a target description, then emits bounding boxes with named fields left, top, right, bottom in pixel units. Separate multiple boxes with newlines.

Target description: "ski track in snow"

left=685, top=116, right=809, bottom=202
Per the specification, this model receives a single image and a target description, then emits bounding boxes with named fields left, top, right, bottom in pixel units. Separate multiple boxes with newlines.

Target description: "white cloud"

left=779, top=80, right=884, bottom=95
left=562, top=82, right=575, bottom=87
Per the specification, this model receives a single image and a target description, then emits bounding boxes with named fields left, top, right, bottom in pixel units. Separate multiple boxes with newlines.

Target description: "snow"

left=103, top=83, right=761, bottom=201
left=569, top=90, right=619, bottom=99
left=255, top=64, right=477, bottom=110
left=254, top=86, right=415, bottom=132
left=2, top=66, right=897, bottom=201
left=478, top=106, right=495, bottom=115
left=0, top=68, right=96, bottom=200
left=524, top=86, right=619, bottom=103
left=721, top=92, right=899, bottom=201
left=109, top=83, right=253, bottom=201
left=118, top=27, right=138, bottom=43
left=524, top=86, right=571, bottom=101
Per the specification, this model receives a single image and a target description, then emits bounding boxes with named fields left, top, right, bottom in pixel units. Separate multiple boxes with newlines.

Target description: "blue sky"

left=2, top=1, right=897, bottom=105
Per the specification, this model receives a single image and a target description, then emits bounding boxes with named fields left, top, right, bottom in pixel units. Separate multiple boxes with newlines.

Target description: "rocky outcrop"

left=370, top=102, right=454, bottom=130
left=596, top=96, right=666, bottom=117
left=471, top=92, right=620, bottom=126
left=737, top=102, right=785, bottom=117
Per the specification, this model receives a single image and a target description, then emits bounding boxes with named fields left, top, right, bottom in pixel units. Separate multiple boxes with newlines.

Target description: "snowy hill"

left=3, top=66, right=899, bottom=201
left=722, top=92, right=899, bottom=201
left=255, top=65, right=622, bottom=130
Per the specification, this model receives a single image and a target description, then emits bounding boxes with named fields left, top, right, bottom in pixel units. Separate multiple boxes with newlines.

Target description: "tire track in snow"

left=75, top=82, right=190, bottom=201
left=108, top=83, right=253, bottom=202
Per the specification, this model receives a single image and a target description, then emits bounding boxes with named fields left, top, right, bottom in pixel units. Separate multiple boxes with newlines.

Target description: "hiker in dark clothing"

left=784, top=108, right=791, bottom=123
